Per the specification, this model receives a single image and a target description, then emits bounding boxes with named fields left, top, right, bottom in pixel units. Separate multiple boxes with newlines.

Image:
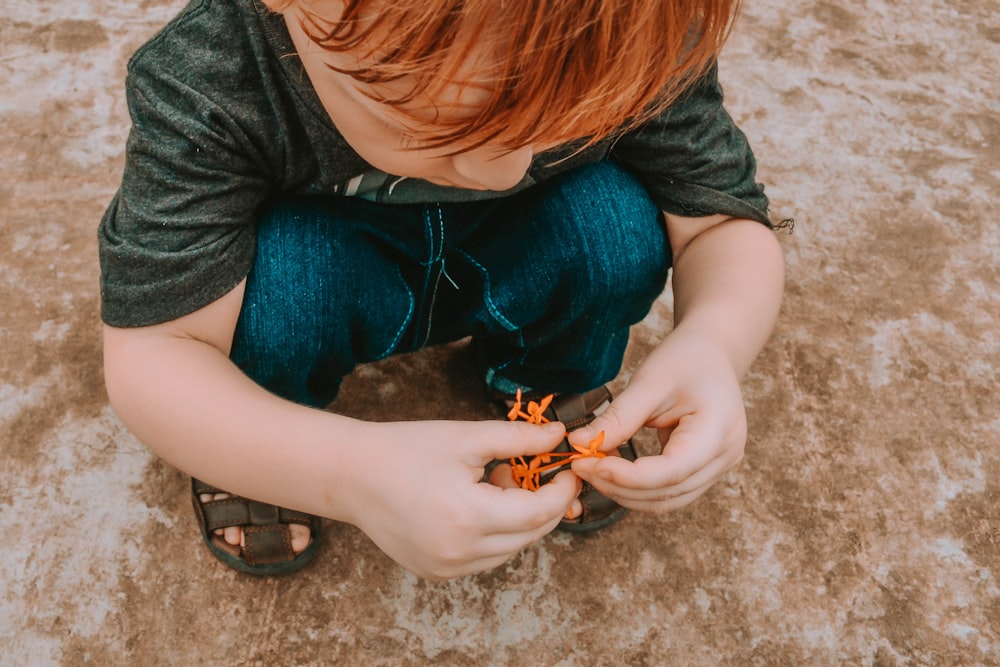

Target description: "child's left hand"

left=566, top=214, right=783, bottom=514
left=567, top=329, right=749, bottom=514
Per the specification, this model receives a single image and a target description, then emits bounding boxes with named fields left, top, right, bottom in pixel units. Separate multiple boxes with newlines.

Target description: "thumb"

left=568, top=389, right=648, bottom=451
left=479, top=419, right=567, bottom=463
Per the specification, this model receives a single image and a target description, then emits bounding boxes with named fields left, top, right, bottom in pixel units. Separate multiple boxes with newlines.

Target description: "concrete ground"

left=2, top=0, right=998, bottom=665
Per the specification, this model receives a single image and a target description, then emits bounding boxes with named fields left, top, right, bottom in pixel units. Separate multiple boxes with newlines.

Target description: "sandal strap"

left=242, top=524, right=296, bottom=566
left=193, top=478, right=313, bottom=524
left=579, top=482, right=619, bottom=522
left=199, top=497, right=314, bottom=531
left=545, top=386, right=613, bottom=430
left=191, top=478, right=318, bottom=567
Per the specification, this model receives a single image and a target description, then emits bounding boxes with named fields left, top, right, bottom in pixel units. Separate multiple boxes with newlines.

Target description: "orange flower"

left=505, top=391, right=606, bottom=491
left=505, top=388, right=553, bottom=425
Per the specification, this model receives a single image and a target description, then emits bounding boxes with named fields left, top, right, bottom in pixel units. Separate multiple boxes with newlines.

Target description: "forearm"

left=103, top=329, right=367, bottom=523
left=669, top=218, right=784, bottom=376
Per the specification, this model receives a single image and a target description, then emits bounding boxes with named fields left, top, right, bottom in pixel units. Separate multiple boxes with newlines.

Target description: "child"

left=99, top=0, right=784, bottom=579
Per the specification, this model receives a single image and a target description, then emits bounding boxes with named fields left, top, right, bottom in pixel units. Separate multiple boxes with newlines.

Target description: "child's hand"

left=341, top=418, right=579, bottom=580
left=566, top=332, right=748, bottom=514
left=566, top=215, right=783, bottom=514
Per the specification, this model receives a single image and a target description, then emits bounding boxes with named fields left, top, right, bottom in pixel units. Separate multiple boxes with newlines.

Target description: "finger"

left=412, top=549, right=524, bottom=580
left=476, top=469, right=579, bottom=534
left=403, top=501, right=570, bottom=581
left=474, top=420, right=568, bottom=465
left=426, top=526, right=559, bottom=579
left=478, top=502, right=568, bottom=552
left=564, top=498, right=584, bottom=521
left=472, top=517, right=562, bottom=563
left=610, top=482, right=717, bottom=514
left=422, top=554, right=515, bottom=580
left=575, top=451, right=734, bottom=504
left=567, top=385, right=656, bottom=453
left=656, top=417, right=743, bottom=485
left=489, top=461, right=584, bottom=519
left=489, top=461, right=585, bottom=519
left=597, top=413, right=732, bottom=490
left=486, top=461, right=517, bottom=488
left=573, top=441, right=722, bottom=492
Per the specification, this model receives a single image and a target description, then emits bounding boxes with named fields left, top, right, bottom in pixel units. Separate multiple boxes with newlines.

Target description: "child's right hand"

left=338, top=418, right=578, bottom=580
left=104, top=283, right=574, bottom=580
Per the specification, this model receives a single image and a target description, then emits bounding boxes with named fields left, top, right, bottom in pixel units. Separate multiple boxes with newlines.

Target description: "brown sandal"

left=489, top=385, right=637, bottom=533
left=191, top=479, right=323, bottom=575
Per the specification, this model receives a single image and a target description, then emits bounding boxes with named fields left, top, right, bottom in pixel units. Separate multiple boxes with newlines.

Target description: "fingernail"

left=543, top=421, right=566, bottom=434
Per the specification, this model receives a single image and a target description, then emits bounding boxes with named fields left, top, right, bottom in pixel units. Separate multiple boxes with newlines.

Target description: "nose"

left=451, top=144, right=533, bottom=191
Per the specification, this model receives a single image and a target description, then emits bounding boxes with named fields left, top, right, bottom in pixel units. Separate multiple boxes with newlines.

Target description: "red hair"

left=267, top=0, right=741, bottom=150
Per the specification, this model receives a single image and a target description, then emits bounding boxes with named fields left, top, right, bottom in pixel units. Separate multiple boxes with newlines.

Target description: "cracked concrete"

left=2, top=0, right=998, bottom=664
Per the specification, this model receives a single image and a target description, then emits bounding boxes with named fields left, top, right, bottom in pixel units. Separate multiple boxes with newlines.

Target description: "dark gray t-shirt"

left=98, top=0, right=771, bottom=328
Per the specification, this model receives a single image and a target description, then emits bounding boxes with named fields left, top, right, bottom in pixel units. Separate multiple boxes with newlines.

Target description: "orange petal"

left=507, top=389, right=523, bottom=421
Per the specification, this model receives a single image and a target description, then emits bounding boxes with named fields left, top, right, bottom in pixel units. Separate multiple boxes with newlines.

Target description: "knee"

left=231, top=199, right=350, bottom=379
left=231, top=271, right=326, bottom=397
left=551, top=162, right=671, bottom=303
left=234, top=197, right=415, bottom=373
left=242, top=198, right=346, bottom=340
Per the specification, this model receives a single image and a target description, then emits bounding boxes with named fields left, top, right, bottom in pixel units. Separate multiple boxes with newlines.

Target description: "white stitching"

left=456, top=249, right=518, bottom=331
left=374, top=269, right=414, bottom=360
left=417, top=206, right=446, bottom=348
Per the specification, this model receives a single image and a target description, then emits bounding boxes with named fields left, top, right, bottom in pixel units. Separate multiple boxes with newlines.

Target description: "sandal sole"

left=201, top=530, right=322, bottom=576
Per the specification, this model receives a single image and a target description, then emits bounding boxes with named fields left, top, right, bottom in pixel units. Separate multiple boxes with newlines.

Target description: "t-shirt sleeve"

left=611, top=64, right=771, bottom=226
left=98, top=45, right=273, bottom=328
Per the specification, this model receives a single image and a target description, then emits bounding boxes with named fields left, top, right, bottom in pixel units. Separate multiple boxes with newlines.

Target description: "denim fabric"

left=230, top=160, right=671, bottom=408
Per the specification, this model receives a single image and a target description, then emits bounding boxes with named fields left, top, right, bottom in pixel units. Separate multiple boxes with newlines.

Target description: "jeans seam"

left=374, top=267, right=416, bottom=360
left=416, top=205, right=446, bottom=348
left=456, top=248, right=518, bottom=332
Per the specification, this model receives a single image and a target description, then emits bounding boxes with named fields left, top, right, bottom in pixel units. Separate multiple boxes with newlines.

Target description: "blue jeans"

left=230, top=161, right=671, bottom=408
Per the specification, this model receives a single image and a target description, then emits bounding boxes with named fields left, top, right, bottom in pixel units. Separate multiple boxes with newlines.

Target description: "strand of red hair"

left=265, top=0, right=741, bottom=150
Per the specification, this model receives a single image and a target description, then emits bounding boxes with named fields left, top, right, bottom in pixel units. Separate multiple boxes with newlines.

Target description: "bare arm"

left=666, top=213, right=784, bottom=376
left=103, top=279, right=358, bottom=518
left=103, top=281, right=578, bottom=578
